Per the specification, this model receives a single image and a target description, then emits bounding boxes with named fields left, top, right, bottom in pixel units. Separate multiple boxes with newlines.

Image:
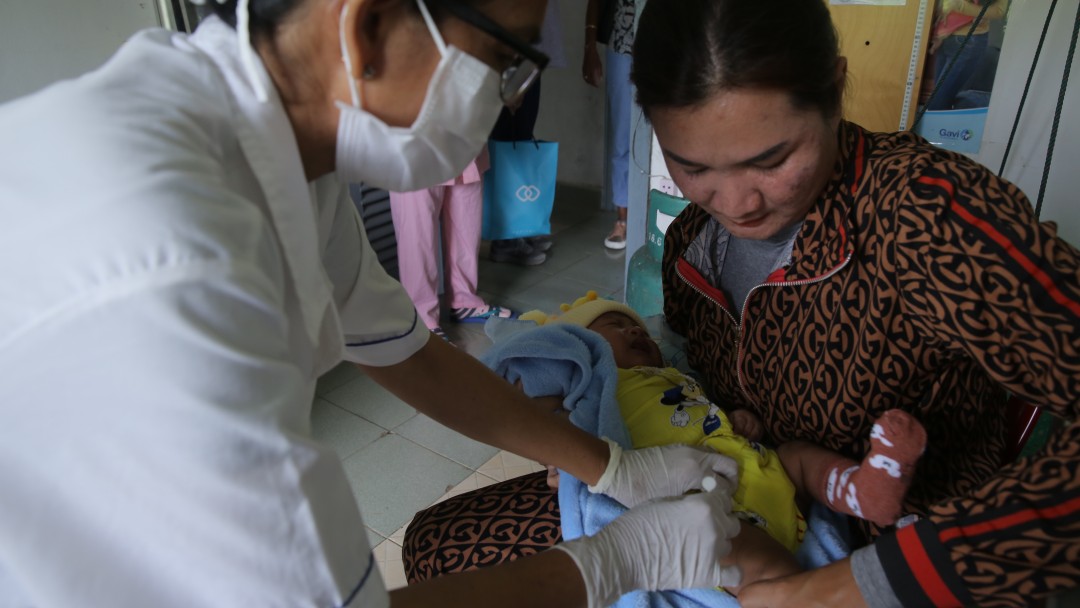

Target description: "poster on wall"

left=915, top=0, right=1011, bottom=153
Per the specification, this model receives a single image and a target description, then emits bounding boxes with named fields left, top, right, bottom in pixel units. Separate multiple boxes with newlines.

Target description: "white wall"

left=534, top=0, right=606, bottom=189
left=972, top=0, right=1080, bottom=243
left=0, top=0, right=163, bottom=104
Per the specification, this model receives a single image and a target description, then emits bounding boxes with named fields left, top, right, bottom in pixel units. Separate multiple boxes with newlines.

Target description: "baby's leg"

left=778, top=409, right=926, bottom=527
left=720, top=521, right=801, bottom=596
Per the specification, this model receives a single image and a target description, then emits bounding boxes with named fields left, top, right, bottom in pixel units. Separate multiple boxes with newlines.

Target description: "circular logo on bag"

left=516, top=185, right=541, bottom=202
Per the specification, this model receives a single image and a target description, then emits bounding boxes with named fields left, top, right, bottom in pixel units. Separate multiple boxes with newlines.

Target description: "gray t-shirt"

left=720, top=222, right=803, bottom=316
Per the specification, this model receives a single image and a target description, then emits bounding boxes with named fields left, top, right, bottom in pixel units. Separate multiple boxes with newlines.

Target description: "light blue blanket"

left=481, top=322, right=851, bottom=607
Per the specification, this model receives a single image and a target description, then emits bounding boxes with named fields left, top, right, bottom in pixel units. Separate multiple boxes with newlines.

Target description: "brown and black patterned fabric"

left=402, top=471, right=561, bottom=584
left=663, top=121, right=1080, bottom=607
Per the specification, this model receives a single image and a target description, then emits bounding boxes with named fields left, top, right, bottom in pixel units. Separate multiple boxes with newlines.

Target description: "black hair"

left=206, top=0, right=481, bottom=40
left=632, top=0, right=842, bottom=119
left=207, top=0, right=303, bottom=38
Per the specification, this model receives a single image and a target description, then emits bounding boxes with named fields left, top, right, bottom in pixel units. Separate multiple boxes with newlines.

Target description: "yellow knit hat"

left=519, top=291, right=647, bottom=330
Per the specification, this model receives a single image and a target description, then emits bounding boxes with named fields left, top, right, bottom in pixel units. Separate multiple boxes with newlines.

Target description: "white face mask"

left=335, top=0, right=504, bottom=191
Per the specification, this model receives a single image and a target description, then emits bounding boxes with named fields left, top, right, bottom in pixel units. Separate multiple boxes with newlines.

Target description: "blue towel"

left=481, top=323, right=632, bottom=449
left=482, top=323, right=850, bottom=607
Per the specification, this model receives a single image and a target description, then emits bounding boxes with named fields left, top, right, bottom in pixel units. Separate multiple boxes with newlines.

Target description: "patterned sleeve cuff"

left=873, top=520, right=974, bottom=607
left=851, top=545, right=904, bottom=608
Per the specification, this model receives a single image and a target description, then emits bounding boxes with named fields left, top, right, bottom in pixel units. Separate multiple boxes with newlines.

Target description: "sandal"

left=450, top=305, right=514, bottom=324
left=604, top=220, right=627, bottom=250
left=431, top=327, right=453, bottom=344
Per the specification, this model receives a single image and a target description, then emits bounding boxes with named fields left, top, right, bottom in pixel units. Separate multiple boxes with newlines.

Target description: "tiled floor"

left=311, top=185, right=624, bottom=590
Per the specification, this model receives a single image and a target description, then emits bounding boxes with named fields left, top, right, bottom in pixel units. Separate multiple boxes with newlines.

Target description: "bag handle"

left=509, top=139, right=543, bottom=150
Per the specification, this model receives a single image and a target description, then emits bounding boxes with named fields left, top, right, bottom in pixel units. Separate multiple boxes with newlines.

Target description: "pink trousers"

left=390, top=182, right=486, bottom=330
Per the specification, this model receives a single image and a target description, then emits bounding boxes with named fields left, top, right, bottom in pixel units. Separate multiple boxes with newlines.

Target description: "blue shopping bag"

left=481, top=139, right=558, bottom=240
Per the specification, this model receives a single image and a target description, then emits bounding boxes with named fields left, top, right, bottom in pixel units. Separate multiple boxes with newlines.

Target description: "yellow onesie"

left=616, top=367, right=806, bottom=553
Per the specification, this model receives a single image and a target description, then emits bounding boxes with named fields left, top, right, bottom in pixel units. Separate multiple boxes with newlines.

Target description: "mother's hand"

left=739, top=558, right=868, bottom=608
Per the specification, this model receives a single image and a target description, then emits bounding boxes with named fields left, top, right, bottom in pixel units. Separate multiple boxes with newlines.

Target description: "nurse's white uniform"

left=0, top=16, right=427, bottom=608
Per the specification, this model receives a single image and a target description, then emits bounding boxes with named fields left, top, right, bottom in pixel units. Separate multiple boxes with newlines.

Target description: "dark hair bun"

left=633, top=0, right=841, bottom=118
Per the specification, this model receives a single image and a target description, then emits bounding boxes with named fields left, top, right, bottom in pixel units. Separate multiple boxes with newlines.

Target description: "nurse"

left=0, top=0, right=742, bottom=606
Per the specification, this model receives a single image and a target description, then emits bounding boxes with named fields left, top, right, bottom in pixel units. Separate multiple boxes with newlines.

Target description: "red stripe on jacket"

left=676, top=257, right=730, bottom=310
left=896, top=525, right=964, bottom=607
left=851, top=130, right=865, bottom=196
left=939, top=494, right=1080, bottom=543
left=918, top=175, right=1080, bottom=318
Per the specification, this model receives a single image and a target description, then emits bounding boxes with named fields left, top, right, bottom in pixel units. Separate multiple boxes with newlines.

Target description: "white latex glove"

left=554, top=477, right=743, bottom=608
left=589, top=438, right=740, bottom=508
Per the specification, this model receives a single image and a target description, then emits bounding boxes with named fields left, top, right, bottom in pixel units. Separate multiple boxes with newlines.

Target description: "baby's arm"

left=729, top=409, right=765, bottom=442
left=776, top=410, right=926, bottom=527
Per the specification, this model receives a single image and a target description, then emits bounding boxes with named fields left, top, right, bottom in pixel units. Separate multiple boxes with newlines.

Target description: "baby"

left=519, top=293, right=927, bottom=595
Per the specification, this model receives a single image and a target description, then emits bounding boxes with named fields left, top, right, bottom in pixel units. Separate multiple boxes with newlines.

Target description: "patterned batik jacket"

left=662, top=121, right=1080, bottom=607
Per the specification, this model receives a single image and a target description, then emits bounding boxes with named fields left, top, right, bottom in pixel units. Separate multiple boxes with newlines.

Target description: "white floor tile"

left=343, top=434, right=470, bottom=537
left=476, top=452, right=508, bottom=481
left=375, top=539, right=408, bottom=590
left=310, top=398, right=384, bottom=460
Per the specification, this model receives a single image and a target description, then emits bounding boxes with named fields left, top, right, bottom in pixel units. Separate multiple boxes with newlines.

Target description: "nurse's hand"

left=554, top=477, right=742, bottom=608
left=739, top=558, right=868, bottom=608
left=589, top=438, right=740, bottom=508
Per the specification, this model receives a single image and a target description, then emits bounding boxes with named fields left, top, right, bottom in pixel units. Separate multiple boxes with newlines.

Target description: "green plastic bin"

left=626, top=190, right=691, bottom=318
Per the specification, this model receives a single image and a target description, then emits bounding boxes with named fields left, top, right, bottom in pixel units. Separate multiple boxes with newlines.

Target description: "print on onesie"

left=619, top=365, right=806, bottom=552
left=655, top=374, right=773, bottom=532
left=639, top=369, right=725, bottom=435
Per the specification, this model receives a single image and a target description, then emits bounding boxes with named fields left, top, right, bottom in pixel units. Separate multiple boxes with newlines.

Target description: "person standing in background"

left=390, top=149, right=513, bottom=343
left=488, top=0, right=566, bottom=266
left=926, top=0, right=1009, bottom=111
left=583, top=0, right=634, bottom=250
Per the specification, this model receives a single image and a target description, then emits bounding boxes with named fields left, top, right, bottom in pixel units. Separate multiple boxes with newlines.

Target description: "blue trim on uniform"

left=345, top=310, right=420, bottom=348
left=337, top=552, right=377, bottom=608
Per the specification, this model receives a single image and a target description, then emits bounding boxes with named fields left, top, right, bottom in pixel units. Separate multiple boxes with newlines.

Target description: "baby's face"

left=587, top=312, right=664, bottom=368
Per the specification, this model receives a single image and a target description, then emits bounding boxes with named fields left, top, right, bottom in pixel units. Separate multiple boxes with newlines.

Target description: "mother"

left=639, top=0, right=1079, bottom=605
left=0, top=0, right=744, bottom=605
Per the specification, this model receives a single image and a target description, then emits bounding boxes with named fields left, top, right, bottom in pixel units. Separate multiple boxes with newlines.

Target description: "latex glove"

left=589, top=438, right=740, bottom=508
left=554, top=477, right=743, bottom=608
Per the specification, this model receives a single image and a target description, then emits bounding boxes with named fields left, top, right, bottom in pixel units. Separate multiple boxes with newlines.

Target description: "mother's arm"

left=745, top=161, right=1080, bottom=608
left=881, top=161, right=1080, bottom=607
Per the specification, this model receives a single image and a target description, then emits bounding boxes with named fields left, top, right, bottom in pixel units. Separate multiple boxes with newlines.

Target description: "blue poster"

left=916, top=0, right=1010, bottom=153
left=915, top=107, right=989, bottom=153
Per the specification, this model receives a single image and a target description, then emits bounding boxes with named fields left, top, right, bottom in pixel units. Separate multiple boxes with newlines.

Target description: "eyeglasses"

left=435, top=0, right=550, bottom=105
